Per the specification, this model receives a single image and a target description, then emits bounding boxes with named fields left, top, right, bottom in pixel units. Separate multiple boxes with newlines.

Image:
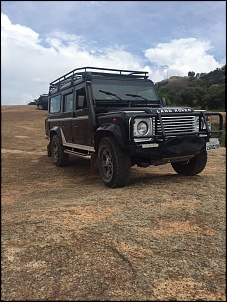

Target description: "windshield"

left=92, top=78, right=159, bottom=103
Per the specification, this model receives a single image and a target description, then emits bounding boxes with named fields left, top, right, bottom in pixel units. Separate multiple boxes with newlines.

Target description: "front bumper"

left=129, top=135, right=207, bottom=159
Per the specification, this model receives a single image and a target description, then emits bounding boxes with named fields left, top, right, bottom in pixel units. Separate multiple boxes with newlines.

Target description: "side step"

left=64, top=149, right=89, bottom=157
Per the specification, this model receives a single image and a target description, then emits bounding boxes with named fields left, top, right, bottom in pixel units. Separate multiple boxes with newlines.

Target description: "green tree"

left=156, top=86, right=181, bottom=106
left=156, top=65, right=226, bottom=110
left=203, top=85, right=225, bottom=111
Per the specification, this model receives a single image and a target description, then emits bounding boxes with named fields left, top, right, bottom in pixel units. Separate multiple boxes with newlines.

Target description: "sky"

left=1, top=1, right=226, bottom=105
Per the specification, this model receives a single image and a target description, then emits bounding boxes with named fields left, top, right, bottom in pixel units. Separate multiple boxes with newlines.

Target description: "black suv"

left=45, top=67, right=223, bottom=188
left=36, top=94, right=48, bottom=110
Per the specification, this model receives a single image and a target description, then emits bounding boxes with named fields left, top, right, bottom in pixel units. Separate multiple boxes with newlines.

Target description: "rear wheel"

left=51, top=134, right=69, bottom=167
left=98, top=137, right=131, bottom=188
left=171, top=152, right=207, bottom=176
left=38, top=104, right=43, bottom=110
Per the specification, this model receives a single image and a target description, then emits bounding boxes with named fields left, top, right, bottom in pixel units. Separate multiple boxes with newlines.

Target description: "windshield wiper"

left=99, top=90, right=122, bottom=101
left=126, top=93, right=148, bottom=103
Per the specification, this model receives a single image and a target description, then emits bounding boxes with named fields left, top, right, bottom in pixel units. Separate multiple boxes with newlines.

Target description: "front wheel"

left=51, top=134, right=69, bottom=167
left=171, top=152, right=207, bottom=176
left=98, top=137, right=131, bottom=188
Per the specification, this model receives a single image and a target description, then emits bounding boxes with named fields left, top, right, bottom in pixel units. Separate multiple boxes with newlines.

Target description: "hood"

left=98, top=106, right=194, bottom=118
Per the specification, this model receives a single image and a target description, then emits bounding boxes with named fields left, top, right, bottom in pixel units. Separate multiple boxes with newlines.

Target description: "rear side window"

left=76, top=87, right=87, bottom=109
left=50, top=95, right=61, bottom=113
left=63, top=93, right=73, bottom=112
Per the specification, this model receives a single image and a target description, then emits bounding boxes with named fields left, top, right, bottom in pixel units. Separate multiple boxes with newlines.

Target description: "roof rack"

left=49, top=67, right=149, bottom=94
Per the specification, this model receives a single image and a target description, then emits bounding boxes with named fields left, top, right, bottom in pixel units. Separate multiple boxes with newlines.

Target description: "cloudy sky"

left=1, top=1, right=226, bottom=105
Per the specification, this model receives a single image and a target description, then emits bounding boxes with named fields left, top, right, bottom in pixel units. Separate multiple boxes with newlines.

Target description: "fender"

left=50, top=126, right=63, bottom=144
left=95, top=123, right=127, bottom=149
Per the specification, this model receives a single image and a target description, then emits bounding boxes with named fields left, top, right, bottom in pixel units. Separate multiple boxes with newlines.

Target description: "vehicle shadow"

left=42, top=155, right=200, bottom=188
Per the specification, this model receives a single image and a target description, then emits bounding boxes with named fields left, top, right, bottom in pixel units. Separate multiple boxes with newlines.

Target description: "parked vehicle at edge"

left=36, top=94, right=48, bottom=110
left=27, top=100, right=37, bottom=105
left=45, top=67, right=223, bottom=188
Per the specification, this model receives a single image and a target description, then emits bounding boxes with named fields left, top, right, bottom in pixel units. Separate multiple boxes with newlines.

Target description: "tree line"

left=155, top=65, right=225, bottom=111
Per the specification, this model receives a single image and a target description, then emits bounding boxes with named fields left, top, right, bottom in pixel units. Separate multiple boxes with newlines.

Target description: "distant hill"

left=156, top=76, right=190, bottom=91
left=155, top=65, right=225, bottom=111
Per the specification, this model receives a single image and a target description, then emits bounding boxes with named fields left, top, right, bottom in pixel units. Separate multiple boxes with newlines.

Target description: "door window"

left=63, top=93, right=73, bottom=112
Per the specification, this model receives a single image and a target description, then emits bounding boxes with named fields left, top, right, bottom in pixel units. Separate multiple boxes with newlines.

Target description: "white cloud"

left=1, top=13, right=41, bottom=48
left=144, top=38, right=222, bottom=81
left=1, top=13, right=146, bottom=105
left=1, top=13, right=224, bottom=105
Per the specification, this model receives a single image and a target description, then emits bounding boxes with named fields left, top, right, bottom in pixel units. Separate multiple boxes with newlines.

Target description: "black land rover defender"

left=45, top=67, right=223, bottom=188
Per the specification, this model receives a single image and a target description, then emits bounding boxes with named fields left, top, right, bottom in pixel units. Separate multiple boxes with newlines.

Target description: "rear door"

left=61, top=89, right=74, bottom=142
left=72, top=84, right=91, bottom=147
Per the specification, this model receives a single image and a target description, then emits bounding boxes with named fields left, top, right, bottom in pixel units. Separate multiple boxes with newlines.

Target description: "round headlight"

left=137, top=121, right=148, bottom=135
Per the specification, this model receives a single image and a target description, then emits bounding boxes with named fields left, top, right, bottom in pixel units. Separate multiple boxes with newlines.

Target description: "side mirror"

left=161, top=97, right=166, bottom=106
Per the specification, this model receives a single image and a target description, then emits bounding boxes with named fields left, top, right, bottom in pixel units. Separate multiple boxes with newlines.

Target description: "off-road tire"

left=171, top=152, right=207, bottom=176
left=51, top=134, right=69, bottom=167
left=98, top=137, right=131, bottom=188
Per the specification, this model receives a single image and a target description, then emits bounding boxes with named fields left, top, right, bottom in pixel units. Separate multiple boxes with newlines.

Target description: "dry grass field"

left=1, top=105, right=226, bottom=301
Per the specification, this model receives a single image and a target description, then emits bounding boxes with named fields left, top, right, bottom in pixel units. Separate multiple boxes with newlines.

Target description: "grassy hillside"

left=155, top=65, right=225, bottom=111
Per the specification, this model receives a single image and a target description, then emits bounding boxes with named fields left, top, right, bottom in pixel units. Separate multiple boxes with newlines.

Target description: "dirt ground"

left=1, top=105, right=226, bottom=301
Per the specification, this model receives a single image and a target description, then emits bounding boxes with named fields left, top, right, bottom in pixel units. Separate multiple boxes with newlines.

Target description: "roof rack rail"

left=49, top=67, right=149, bottom=94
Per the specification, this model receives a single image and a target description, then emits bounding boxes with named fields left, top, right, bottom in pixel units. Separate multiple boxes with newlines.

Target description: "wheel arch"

left=50, top=127, right=63, bottom=144
left=94, top=124, right=126, bottom=151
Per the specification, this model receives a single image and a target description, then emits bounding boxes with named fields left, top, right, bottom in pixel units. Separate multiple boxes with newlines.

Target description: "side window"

left=76, top=87, right=87, bottom=110
left=49, top=95, right=61, bottom=113
left=63, top=93, right=73, bottom=112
